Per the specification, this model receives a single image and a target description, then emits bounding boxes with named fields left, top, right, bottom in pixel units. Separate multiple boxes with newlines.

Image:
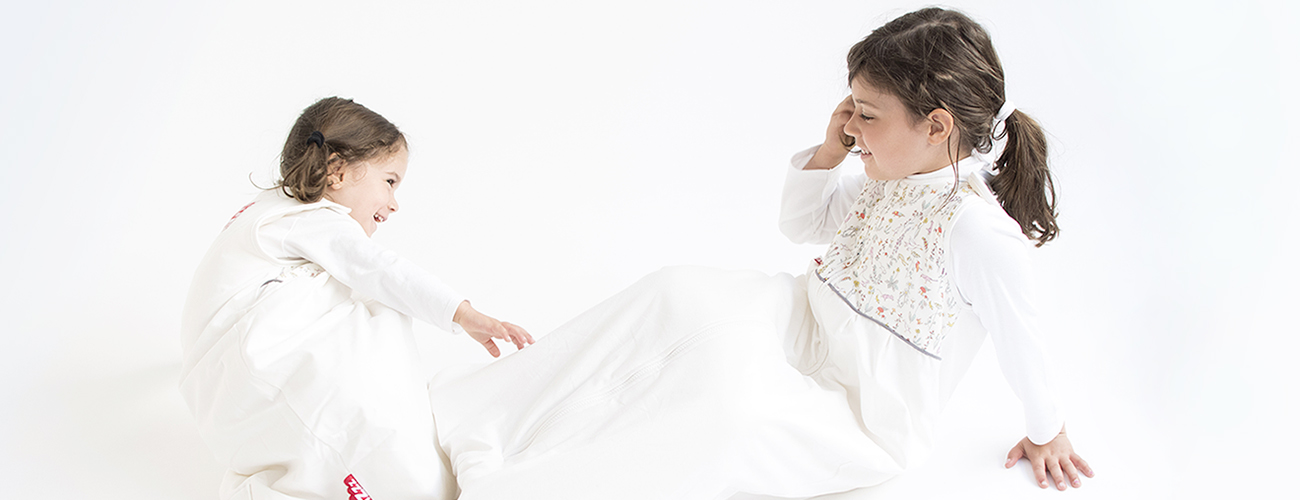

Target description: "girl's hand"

left=806, top=95, right=856, bottom=170
left=453, top=301, right=535, bottom=358
left=1005, top=428, right=1094, bottom=491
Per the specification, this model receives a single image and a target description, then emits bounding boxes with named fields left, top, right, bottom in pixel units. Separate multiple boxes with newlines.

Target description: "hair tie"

left=992, top=100, right=1016, bottom=139
left=307, top=130, right=325, bottom=147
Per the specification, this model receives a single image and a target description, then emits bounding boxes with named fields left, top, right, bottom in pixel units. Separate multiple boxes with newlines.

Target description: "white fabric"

left=426, top=146, right=1065, bottom=499
left=431, top=267, right=901, bottom=500
left=180, top=189, right=461, bottom=500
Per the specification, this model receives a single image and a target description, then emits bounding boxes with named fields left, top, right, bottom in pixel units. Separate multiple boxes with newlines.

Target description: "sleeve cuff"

left=1027, top=415, right=1066, bottom=446
left=789, top=144, right=823, bottom=171
left=439, top=297, right=468, bottom=334
left=788, top=144, right=845, bottom=195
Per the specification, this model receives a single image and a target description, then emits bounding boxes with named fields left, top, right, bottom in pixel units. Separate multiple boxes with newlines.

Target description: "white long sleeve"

left=950, top=203, right=1065, bottom=445
left=780, top=145, right=1064, bottom=444
left=260, top=207, right=466, bottom=333
left=778, top=145, right=868, bottom=244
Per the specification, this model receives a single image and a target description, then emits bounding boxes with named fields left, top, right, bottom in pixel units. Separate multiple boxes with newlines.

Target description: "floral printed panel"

left=814, top=179, right=975, bottom=359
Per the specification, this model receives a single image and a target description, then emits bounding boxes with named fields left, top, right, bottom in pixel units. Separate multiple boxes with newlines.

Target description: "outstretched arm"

left=1006, top=427, right=1094, bottom=490
left=279, top=208, right=466, bottom=332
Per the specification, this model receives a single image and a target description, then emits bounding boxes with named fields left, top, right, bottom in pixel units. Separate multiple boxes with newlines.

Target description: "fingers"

left=499, top=322, right=524, bottom=350
left=516, top=323, right=535, bottom=344
left=1047, top=459, right=1066, bottom=491
left=1032, top=457, right=1049, bottom=490
left=1003, top=444, right=1024, bottom=467
left=1061, top=457, right=1082, bottom=488
left=487, top=321, right=529, bottom=351
left=480, top=336, right=501, bottom=358
left=503, top=322, right=534, bottom=349
left=821, top=95, right=856, bottom=153
left=1071, top=453, right=1094, bottom=478
left=835, top=95, right=854, bottom=113
left=474, top=320, right=532, bottom=355
left=488, top=322, right=509, bottom=340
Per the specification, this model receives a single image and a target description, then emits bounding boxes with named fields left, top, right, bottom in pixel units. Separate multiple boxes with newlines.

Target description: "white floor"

left=0, top=310, right=1282, bottom=500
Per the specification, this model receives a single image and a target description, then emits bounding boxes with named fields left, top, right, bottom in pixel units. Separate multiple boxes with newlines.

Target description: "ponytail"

left=990, top=110, right=1058, bottom=246
left=278, top=131, right=337, bottom=203
left=275, top=97, right=406, bottom=203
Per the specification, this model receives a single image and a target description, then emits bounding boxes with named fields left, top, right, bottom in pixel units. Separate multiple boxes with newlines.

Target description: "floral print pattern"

left=815, top=179, right=976, bottom=359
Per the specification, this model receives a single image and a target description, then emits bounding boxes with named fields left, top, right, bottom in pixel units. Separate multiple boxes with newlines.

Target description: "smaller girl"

left=180, top=97, right=532, bottom=500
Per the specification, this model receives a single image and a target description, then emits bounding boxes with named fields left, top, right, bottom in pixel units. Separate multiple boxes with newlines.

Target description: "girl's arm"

left=272, top=208, right=532, bottom=355
left=949, top=202, right=1092, bottom=489
left=779, top=96, right=866, bottom=245
left=277, top=208, right=464, bottom=330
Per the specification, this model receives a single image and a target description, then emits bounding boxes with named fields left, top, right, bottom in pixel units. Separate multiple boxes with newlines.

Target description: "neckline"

left=905, top=154, right=989, bottom=183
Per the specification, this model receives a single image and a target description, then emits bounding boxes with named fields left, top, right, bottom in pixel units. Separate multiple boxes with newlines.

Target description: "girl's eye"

left=386, top=179, right=396, bottom=186
left=859, top=114, right=874, bottom=121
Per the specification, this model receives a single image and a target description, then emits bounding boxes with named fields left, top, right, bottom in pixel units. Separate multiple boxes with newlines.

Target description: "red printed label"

left=344, top=474, right=372, bottom=500
left=223, top=202, right=256, bottom=230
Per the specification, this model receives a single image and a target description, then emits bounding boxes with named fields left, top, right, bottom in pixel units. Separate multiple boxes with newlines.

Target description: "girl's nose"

left=390, top=197, right=400, bottom=213
left=843, top=115, right=859, bottom=138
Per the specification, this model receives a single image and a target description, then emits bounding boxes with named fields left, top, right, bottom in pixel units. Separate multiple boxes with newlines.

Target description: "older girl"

left=430, top=7, right=1091, bottom=498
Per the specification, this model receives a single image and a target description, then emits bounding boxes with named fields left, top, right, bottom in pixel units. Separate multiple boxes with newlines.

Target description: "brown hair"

left=276, top=97, right=407, bottom=203
left=846, top=7, right=1058, bottom=245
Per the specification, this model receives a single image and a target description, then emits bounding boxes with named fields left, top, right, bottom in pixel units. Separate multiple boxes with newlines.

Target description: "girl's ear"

left=326, top=153, right=346, bottom=189
left=925, top=108, right=957, bottom=146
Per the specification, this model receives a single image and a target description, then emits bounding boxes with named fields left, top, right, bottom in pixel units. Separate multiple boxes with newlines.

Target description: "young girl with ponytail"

left=783, top=6, right=1088, bottom=491
left=180, top=97, right=532, bottom=500
left=429, top=7, right=1092, bottom=499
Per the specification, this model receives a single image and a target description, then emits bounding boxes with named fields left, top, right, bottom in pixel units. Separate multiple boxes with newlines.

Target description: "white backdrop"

left=1, top=1, right=1296, bottom=498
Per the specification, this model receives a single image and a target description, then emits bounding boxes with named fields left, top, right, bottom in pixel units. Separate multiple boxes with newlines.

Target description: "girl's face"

left=843, top=78, right=953, bottom=180
left=324, top=147, right=408, bottom=237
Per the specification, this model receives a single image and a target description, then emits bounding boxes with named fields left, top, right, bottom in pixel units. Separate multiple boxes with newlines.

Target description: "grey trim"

left=815, top=270, right=943, bottom=361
